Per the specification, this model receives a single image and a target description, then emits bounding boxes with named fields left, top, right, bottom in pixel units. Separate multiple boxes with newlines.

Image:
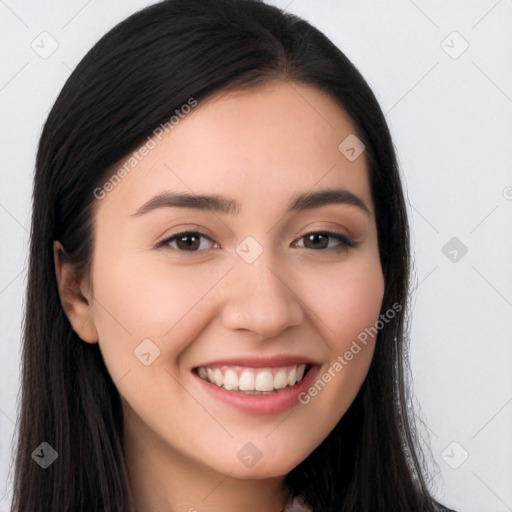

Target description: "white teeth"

left=196, top=364, right=310, bottom=393
left=213, top=368, right=223, bottom=387
left=296, top=364, right=306, bottom=382
left=255, top=369, right=274, bottom=391
left=287, top=366, right=297, bottom=386
left=273, top=368, right=287, bottom=390
left=223, top=369, right=238, bottom=390
left=238, top=370, right=255, bottom=391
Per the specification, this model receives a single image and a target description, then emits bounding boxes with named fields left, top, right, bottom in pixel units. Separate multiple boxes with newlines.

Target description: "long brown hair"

left=11, top=1, right=443, bottom=510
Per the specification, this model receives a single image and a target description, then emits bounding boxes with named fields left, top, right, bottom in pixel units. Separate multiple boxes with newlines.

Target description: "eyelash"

left=156, top=230, right=357, bottom=254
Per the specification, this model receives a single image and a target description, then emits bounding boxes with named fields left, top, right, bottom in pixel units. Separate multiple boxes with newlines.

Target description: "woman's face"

left=73, top=80, right=384, bottom=479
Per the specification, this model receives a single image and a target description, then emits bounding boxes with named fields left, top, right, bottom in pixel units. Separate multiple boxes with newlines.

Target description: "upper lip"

left=194, top=355, right=322, bottom=369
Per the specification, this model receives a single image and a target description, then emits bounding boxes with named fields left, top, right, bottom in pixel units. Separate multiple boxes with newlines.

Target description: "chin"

left=215, top=447, right=311, bottom=480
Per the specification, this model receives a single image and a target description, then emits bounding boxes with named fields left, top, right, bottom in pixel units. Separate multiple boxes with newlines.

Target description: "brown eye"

left=295, top=231, right=356, bottom=251
left=174, top=233, right=201, bottom=251
left=159, top=231, right=216, bottom=252
left=303, top=233, right=329, bottom=250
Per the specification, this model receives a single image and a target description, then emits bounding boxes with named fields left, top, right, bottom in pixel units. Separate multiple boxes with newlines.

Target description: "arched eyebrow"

left=131, top=188, right=371, bottom=218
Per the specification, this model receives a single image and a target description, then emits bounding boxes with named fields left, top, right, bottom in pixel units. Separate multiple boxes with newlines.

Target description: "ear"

left=53, top=240, right=98, bottom=344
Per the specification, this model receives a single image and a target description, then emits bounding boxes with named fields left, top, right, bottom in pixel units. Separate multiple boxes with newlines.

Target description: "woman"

left=10, top=0, right=458, bottom=510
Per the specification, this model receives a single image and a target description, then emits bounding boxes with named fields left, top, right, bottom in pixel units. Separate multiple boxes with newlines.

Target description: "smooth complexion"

left=54, top=80, right=385, bottom=512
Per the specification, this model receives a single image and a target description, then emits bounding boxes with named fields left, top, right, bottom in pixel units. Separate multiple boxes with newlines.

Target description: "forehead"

left=96, top=80, right=373, bottom=218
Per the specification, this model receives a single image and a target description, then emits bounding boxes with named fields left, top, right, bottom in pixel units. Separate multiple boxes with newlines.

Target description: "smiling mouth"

left=193, top=364, right=312, bottom=394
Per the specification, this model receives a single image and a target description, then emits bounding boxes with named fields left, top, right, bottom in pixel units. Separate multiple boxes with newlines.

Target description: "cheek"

left=306, top=255, right=385, bottom=349
left=89, top=251, right=226, bottom=374
left=292, top=255, right=384, bottom=427
left=295, top=253, right=384, bottom=394
left=334, top=268, right=384, bottom=346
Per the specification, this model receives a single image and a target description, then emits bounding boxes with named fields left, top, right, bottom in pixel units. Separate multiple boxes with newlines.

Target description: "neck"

left=121, top=404, right=290, bottom=512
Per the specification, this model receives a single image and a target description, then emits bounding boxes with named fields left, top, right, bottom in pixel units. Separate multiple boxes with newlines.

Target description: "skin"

left=54, top=79, right=385, bottom=512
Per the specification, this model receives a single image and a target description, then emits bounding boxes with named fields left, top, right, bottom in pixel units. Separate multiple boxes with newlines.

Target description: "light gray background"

left=1, top=1, right=511, bottom=511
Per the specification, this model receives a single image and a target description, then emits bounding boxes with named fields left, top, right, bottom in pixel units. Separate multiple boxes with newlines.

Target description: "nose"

left=220, top=249, right=304, bottom=340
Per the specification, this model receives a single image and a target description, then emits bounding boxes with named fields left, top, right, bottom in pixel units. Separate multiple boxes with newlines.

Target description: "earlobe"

left=53, top=240, right=98, bottom=344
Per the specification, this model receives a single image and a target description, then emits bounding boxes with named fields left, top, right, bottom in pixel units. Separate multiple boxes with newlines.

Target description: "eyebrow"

left=131, top=188, right=371, bottom=218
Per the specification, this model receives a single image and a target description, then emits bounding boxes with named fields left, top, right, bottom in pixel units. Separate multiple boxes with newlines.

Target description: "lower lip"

left=193, top=366, right=320, bottom=415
